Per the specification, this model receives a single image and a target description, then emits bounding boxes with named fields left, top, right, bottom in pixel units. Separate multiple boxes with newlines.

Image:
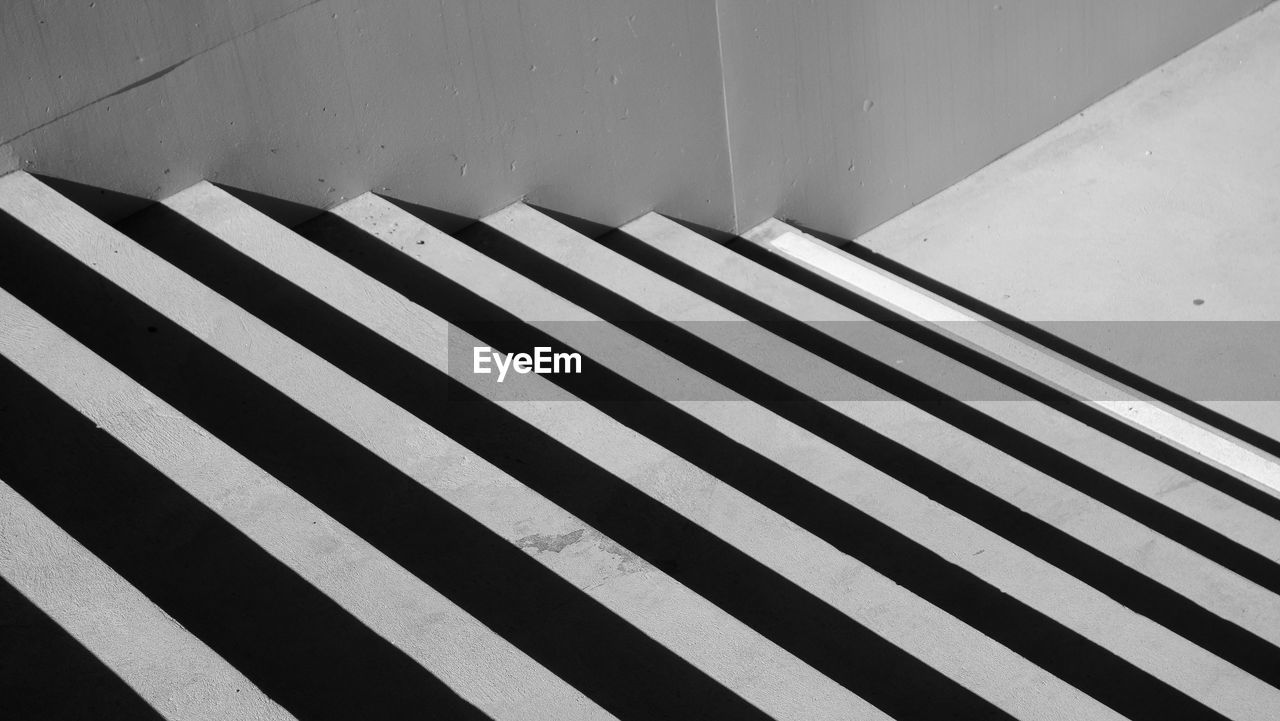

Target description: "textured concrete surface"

left=334, top=194, right=1116, bottom=720
left=5, top=77, right=1280, bottom=712
left=717, top=0, right=1270, bottom=237
left=0, top=0, right=314, bottom=143
left=0, top=478, right=293, bottom=721
left=851, top=1, right=1280, bottom=441
left=625, top=211, right=1280, bottom=645
left=477, top=202, right=1280, bottom=720
left=0, top=173, right=902, bottom=719
left=154, top=182, right=869, bottom=721
left=2, top=0, right=1269, bottom=235
left=1, top=0, right=733, bottom=230
left=3, top=161, right=1280, bottom=717
left=0, top=172, right=608, bottom=720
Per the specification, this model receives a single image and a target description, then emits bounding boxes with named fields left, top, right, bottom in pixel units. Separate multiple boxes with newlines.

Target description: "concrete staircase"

left=2, top=169, right=1279, bottom=720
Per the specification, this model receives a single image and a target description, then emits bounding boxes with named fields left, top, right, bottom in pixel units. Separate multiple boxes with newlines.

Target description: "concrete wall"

left=717, top=0, right=1271, bottom=238
left=1, top=0, right=1269, bottom=236
left=0, top=0, right=732, bottom=229
left=0, top=1, right=314, bottom=143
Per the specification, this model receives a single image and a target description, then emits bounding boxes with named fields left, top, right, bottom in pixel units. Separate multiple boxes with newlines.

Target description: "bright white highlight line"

left=768, top=231, right=1280, bottom=499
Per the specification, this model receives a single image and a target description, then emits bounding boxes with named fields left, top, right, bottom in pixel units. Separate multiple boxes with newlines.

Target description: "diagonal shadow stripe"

left=0, top=209, right=767, bottom=721
left=735, top=235, right=1280, bottom=524
left=304, top=206, right=1230, bottom=719
left=594, top=226, right=1280, bottom=685
left=407, top=214, right=1233, bottom=720
left=0, top=357, right=486, bottom=721
left=118, top=202, right=1018, bottom=720
left=0, top=577, right=168, bottom=721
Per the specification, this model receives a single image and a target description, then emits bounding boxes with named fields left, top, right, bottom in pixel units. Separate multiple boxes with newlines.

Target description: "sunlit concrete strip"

left=750, top=219, right=1280, bottom=501
left=0, top=287, right=609, bottom=721
left=325, top=192, right=1123, bottom=721
left=65, top=176, right=876, bottom=721
left=621, top=211, right=1280, bottom=647
left=0, top=479, right=296, bottom=721
left=479, top=201, right=1280, bottom=721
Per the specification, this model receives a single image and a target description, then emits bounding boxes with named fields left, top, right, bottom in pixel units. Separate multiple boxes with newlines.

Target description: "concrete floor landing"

left=853, top=1, right=1280, bottom=439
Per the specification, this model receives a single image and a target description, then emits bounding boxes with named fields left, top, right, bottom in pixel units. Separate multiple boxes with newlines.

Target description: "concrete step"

left=0, top=172, right=869, bottom=721
left=0, top=173, right=604, bottom=721
left=134, top=181, right=870, bottom=721
left=463, top=201, right=1280, bottom=720
left=312, top=192, right=1112, bottom=721
left=610, top=212, right=1280, bottom=660
left=1, top=167, right=1278, bottom=720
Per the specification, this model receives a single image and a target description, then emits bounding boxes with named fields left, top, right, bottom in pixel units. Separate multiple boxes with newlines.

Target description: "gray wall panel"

left=1, top=0, right=734, bottom=230
left=1, top=0, right=1268, bottom=235
left=717, top=0, right=1270, bottom=238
